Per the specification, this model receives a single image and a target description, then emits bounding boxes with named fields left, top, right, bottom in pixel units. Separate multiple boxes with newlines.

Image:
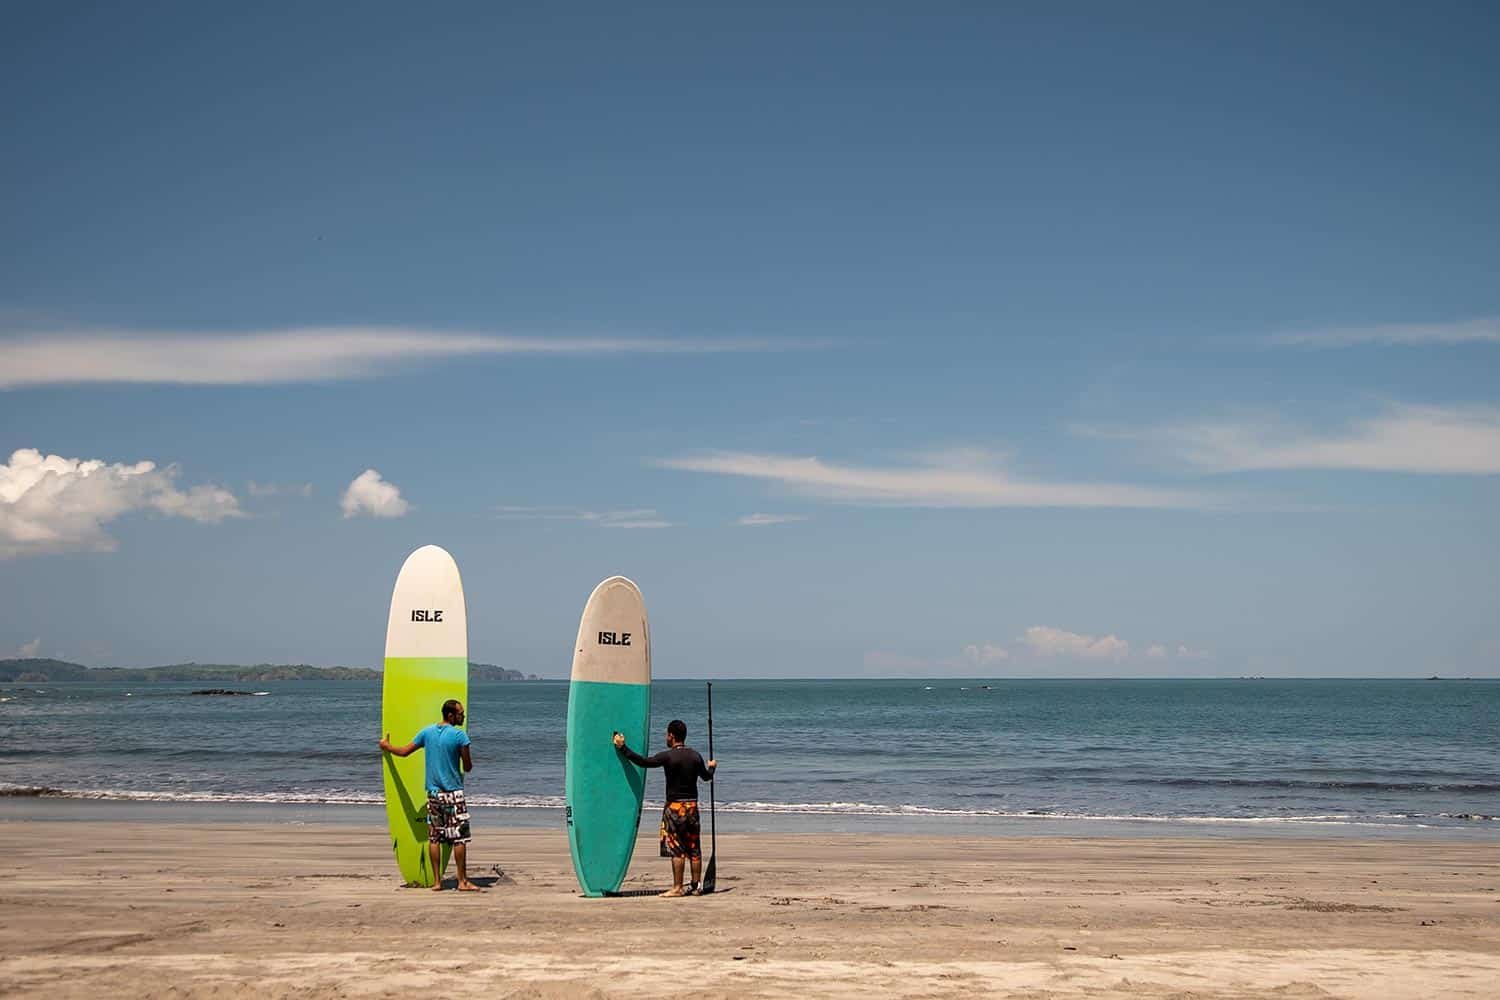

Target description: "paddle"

left=701, top=681, right=718, bottom=894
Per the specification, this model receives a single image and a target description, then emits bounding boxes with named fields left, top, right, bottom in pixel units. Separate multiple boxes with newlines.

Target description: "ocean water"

left=1, top=678, right=1496, bottom=837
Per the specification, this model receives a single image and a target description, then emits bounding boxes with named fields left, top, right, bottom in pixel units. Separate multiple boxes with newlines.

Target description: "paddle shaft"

left=707, top=682, right=716, bottom=857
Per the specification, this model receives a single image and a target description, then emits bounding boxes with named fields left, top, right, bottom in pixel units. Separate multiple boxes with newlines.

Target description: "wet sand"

left=1, top=819, right=1497, bottom=998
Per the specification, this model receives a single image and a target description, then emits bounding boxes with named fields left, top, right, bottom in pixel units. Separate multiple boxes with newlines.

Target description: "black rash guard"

left=618, top=744, right=713, bottom=802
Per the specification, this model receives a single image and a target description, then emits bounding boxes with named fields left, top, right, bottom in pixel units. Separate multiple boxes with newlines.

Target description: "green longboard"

left=565, top=576, right=651, bottom=897
left=381, top=545, right=468, bottom=887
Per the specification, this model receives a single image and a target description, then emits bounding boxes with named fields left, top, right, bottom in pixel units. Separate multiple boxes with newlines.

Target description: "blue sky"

left=2, top=2, right=1497, bottom=677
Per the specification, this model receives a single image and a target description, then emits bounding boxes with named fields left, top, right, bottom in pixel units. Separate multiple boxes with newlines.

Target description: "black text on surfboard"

left=597, top=631, right=631, bottom=646
left=410, top=610, right=445, bottom=622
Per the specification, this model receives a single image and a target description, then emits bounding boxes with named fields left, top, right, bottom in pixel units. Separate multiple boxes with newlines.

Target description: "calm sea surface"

left=2, top=679, right=1496, bottom=837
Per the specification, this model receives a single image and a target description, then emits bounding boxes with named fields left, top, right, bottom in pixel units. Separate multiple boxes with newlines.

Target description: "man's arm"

left=612, top=732, right=664, bottom=768
left=378, top=733, right=420, bottom=757
left=698, top=753, right=717, bottom=782
left=460, top=745, right=473, bottom=773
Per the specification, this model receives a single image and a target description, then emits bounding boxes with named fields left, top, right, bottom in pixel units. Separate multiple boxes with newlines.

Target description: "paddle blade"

left=701, top=853, right=716, bottom=894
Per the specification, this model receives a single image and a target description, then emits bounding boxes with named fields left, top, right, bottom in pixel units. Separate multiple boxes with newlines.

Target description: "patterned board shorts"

left=659, top=800, right=701, bottom=859
left=426, top=789, right=472, bottom=845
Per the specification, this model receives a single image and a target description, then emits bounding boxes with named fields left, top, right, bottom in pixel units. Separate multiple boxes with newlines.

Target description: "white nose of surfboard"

left=385, top=544, right=468, bottom=659
left=570, top=575, right=650, bottom=686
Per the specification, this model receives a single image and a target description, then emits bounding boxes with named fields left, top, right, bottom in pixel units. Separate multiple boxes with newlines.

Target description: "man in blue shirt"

left=379, top=699, right=479, bottom=891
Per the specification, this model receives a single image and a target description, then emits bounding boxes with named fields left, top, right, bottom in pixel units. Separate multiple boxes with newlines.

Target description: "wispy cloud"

left=1268, top=316, right=1500, bottom=348
left=17, top=638, right=41, bottom=657
left=247, top=481, right=314, bottom=498
left=990, top=628, right=1208, bottom=665
left=657, top=449, right=1206, bottom=509
left=1117, top=404, right=1500, bottom=475
left=862, top=650, right=934, bottom=675
left=591, top=510, right=672, bottom=529
left=735, top=512, right=809, bottom=527
left=0, top=327, right=818, bottom=389
left=867, top=629, right=1210, bottom=676
left=961, top=642, right=1010, bottom=666
left=496, top=506, right=672, bottom=529
left=1, top=448, right=241, bottom=558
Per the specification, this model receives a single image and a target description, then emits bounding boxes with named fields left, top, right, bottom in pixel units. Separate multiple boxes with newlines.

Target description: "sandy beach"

left=1, top=817, right=1496, bottom=998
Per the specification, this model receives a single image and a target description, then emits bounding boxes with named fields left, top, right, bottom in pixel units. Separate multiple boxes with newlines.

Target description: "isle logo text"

left=598, top=631, right=631, bottom=646
left=411, top=610, right=445, bottom=622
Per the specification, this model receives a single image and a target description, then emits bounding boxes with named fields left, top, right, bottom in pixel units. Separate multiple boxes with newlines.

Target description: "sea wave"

left=0, top=784, right=563, bottom=808
left=1, top=784, right=1492, bottom=824
left=0, top=785, right=386, bottom=804
left=712, top=800, right=1467, bottom=826
left=1121, top=776, right=1500, bottom=794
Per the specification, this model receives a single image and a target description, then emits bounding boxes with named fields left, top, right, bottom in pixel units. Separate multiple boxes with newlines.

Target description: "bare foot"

left=659, top=887, right=685, bottom=898
left=431, top=881, right=446, bottom=892
left=457, top=880, right=482, bottom=892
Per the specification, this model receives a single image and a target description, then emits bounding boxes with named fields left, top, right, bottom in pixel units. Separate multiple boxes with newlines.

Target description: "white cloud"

left=340, top=470, right=409, bottom=519
left=1139, top=404, right=1500, bottom=475
left=1019, top=625, right=1130, bottom=661
left=0, top=327, right=818, bottom=389
left=1268, top=316, right=1500, bottom=348
left=0, top=448, right=242, bottom=558
left=495, top=505, right=671, bottom=529
left=961, top=642, right=1010, bottom=666
left=657, top=449, right=1203, bottom=509
left=18, top=638, right=41, bottom=657
left=736, top=512, right=809, bottom=526
left=247, top=481, right=313, bottom=498
left=1145, top=644, right=1168, bottom=660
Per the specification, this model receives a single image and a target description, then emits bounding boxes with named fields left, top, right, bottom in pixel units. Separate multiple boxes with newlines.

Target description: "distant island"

left=0, top=658, right=541, bottom=683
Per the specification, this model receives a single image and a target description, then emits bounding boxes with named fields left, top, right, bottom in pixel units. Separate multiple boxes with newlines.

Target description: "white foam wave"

left=2, top=786, right=384, bottom=805
left=712, top=800, right=1437, bottom=826
left=2, top=784, right=1485, bottom=826
left=0, top=784, right=568, bottom=809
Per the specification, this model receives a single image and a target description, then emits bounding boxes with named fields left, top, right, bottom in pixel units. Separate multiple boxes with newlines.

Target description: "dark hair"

left=442, top=699, right=463, bottom=722
left=667, top=719, right=687, bottom=742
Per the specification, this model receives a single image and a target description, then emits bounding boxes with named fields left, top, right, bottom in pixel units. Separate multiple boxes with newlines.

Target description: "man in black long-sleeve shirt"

left=613, top=719, right=717, bottom=897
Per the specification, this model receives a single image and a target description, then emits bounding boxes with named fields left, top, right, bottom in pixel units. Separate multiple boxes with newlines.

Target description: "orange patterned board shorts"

left=659, top=800, right=701, bottom=859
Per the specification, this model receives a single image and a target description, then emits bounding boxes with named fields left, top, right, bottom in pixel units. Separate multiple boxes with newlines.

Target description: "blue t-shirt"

left=412, top=723, right=471, bottom=793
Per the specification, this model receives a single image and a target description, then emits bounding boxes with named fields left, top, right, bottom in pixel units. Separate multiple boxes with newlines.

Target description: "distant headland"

left=0, top=658, right=541, bottom=683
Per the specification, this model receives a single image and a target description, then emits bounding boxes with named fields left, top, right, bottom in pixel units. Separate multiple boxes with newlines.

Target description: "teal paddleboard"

left=565, top=576, right=651, bottom=897
left=381, top=545, right=468, bottom=887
